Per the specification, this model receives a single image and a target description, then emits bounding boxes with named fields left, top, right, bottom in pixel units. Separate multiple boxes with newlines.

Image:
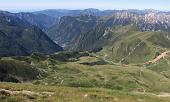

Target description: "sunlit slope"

left=98, top=25, right=170, bottom=64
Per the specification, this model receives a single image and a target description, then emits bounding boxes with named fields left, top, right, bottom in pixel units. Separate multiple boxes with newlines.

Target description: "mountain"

left=97, top=25, right=170, bottom=64
left=18, top=9, right=170, bottom=52
left=0, top=11, right=63, bottom=57
left=33, top=8, right=103, bottom=17
left=16, top=12, right=59, bottom=32
left=0, top=31, right=29, bottom=56
left=47, top=15, right=101, bottom=48
left=34, top=9, right=170, bottom=18
left=46, top=10, right=170, bottom=51
left=105, top=11, right=170, bottom=32
left=43, top=10, right=170, bottom=64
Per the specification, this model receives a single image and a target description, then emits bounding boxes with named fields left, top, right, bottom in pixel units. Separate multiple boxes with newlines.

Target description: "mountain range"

left=38, top=9, right=170, bottom=50
left=0, top=9, right=170, bottom=62
left=0, top=9, right=170, bottom=56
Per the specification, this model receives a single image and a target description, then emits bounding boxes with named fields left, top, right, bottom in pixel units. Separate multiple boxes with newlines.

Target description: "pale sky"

left=0, top=0, right=169, bottom=12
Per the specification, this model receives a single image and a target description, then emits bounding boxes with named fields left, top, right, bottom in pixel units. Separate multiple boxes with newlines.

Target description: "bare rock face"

left=106, top=11, right=170, bottom=32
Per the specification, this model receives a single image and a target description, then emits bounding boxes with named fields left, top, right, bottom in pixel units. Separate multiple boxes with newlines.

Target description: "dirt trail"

left=146, top=51, right=170, bottom=64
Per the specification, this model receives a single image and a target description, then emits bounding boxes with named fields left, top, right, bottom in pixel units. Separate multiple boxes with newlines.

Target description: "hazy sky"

left=0, top=0, right=169, bottom=12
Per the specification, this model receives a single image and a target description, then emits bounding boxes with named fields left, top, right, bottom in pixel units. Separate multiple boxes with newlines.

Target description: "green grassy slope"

left=1, top=52, right=170, bottom=92
left=0, top=58, right=41, bottom=82
left=0, top=50, right=170, bottom=101
left=98, top=25, right=170, bottom=64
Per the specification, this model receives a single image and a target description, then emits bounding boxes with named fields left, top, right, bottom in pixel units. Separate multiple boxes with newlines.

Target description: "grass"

left=0, top=56, right=170, bottom=102
left=97, top=27, right=170, bottom=65
left=1, top=82, right=170, bottom=102
left=1, top=51, right=170, bottom=92
left=0, top=58, right=41, bottom=82
left=13, top=52, right=169, bottom=93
